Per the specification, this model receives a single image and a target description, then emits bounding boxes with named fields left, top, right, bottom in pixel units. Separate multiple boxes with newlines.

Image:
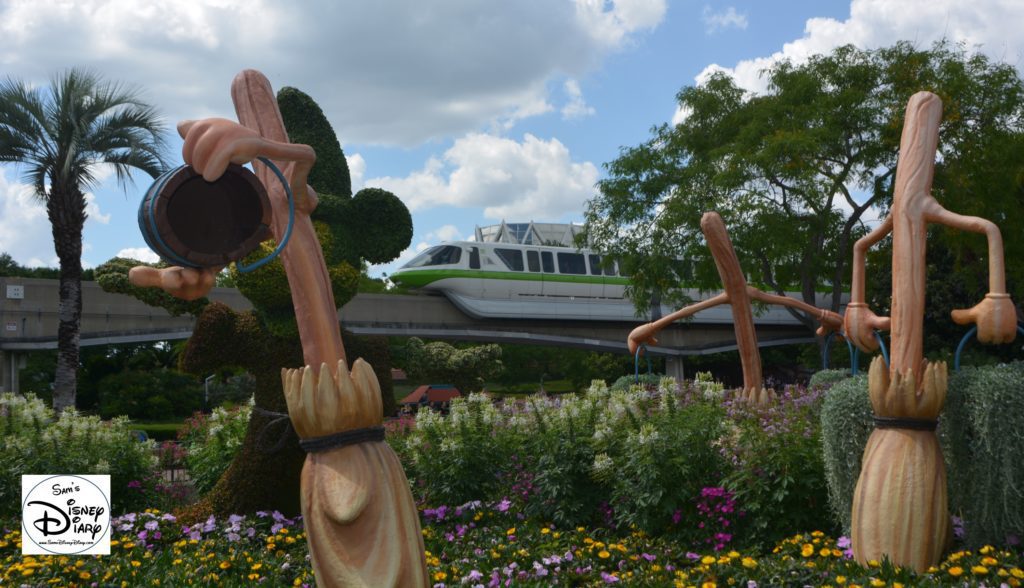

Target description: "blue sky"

left=1, top=0, right=1020, bottom=278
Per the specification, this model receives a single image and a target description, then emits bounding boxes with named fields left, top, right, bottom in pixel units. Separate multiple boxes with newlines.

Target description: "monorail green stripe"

left=392, top=268, right=847, bottom=294
left=392, top=269, right=631, bottom=288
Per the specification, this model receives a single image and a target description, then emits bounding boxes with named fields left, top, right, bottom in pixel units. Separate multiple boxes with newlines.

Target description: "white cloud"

left=84, top=193, right=111, bottom=224
left=428, top=225, right=464, bottom=242
left=702, top=6, right=748, bottom=34
left=0, top=170, right=116, bottom=268
left=575, top=0, right=667, bottom=48
left=696, top=0, right=1024, bottom=93
left=368, top=133, right=600, bottom=220
left=0, top=171, right=53, bottom=266
left=346, top=153, right=366, bottom=193
left=561, top=79, right=596, bottom=119
left=0, top=0, right=667, bottom=146
left=115, top=247, right=161, bottom=263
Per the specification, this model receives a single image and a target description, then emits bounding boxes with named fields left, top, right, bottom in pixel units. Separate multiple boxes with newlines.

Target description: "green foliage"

left=609, top=372, right=663, bottom=392
left=347, top=188, right=414, bottom=264
left=277, top=86, right=350, bottom=198
left=819, top=374, right=871, bottom=533
left=98, top=368, right=203, bottom=420
left=403, top=394, right=514, bottom=505
left=523, top=389, right=608, bottom=526
left=584, top=40, right=1024, bottom=324
left=0, top=393, right=158, bottom=516
left=721, top=386, right=835, bottom=545
left=95, top=257, right=208, bottom=316
left=942, top=361, right=1024, bottom=548
left=809, top=368, right=853, bottom=390
left=179, top=403, right=252, bottom=494
left=595, top=385, right=726, bottom=535
left=342, top=329, right=397, bottom=417
left=204, top=371, right=256, bottom=408
left=0, top=252, right=94, bottom=280
left=404, top=337, right=504, bottom=394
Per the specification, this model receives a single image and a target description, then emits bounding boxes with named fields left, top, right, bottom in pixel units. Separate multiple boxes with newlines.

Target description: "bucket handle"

left=236, top=157, right=295, bottom=273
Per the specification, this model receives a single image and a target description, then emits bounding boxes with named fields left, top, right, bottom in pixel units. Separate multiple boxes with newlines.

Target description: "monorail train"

left=389, top=241, right=827, bottom=325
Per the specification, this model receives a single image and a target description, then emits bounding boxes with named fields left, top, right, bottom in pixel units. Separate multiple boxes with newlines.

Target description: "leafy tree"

left=0, top=69, right=166, bottom=412
left=404, top=337, right=504, bottom=394
left=583, top=40, right=1024, bottom=332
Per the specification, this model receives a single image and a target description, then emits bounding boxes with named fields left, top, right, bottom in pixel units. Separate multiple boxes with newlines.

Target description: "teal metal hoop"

left=634, top=344, right=652, bottom=384
left=954, top=323, right=1024, bottom=372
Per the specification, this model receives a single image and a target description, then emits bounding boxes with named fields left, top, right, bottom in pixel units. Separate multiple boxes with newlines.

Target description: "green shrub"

left=721, top=385, right=835, bottom=545
left=941, top=361, right=1024, bottom=548
left=600, top=395, right=725, bottom=535
left=404, top=394, right=517, bottom=505
left=179, top=402, right=252, bottom=494
left=520, top=386, right=608, bottom=526
left=98, top=369, right=203, bottom=420
left=609, top=372, right=662, bottom=392
left=819, top=374, right=871, bottom=533
left=0, top=393, right=158, bottom=516
left=809, top=368, right=852, bottom=389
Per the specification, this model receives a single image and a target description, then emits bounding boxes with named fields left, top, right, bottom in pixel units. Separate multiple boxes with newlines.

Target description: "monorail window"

left=526, top=250, right=540, bottom=272
left=406, top=245, right=462, bottom=268
left=495, top=248, right=524, bottom=271
left=588, top=254, right=603, bottom=275
left=541, top=251, right=554, bottom=273
left=469, top=247, right=480, bottom=270
left=557, top=252, right=586, bottom=275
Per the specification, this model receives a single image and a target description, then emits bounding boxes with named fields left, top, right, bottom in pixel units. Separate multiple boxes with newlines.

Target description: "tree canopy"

left=583, top=40, right=1024, bottom=331
left=403, top=337, right=504, bottom=395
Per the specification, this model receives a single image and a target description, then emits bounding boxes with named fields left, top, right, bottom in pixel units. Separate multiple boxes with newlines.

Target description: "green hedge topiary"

left=941, top=361, right=1024, bottom=548
left=609, top=372, right=663, bottom=392
left=809, top=368, right=852, bottom=390
left=819, top=374, right=871, bottom=533
left=821, top=361, right=1024, bottom=547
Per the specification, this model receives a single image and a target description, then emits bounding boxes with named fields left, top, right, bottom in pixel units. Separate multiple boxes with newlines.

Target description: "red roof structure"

left=400, top=384, right=461, bottom=405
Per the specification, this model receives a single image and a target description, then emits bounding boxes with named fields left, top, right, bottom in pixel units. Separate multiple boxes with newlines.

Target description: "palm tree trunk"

left=48, top=187, right=86, bottom=413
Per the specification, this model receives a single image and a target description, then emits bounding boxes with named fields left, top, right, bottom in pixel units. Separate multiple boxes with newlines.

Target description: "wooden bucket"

left=139, top=164, right=272, bottom=268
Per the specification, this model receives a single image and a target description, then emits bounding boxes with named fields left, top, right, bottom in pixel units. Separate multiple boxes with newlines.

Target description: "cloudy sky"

left=1, top=0, right=1022, bottom=276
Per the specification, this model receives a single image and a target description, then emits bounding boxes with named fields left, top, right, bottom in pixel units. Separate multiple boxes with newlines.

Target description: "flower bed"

left=3, top=501, right=1022, bottom=586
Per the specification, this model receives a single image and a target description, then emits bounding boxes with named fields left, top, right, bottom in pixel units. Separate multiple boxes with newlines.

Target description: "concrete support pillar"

left=0, top=350, right=25, bottom=394
left=665, top=355, right=685, bottom=383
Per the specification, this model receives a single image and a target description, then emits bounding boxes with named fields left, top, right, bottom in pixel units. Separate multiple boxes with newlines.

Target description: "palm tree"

left=0, top=69, right=166, bottom=412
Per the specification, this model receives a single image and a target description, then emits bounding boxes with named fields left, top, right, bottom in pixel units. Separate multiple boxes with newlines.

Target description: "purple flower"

left=247, top=527, right=256, bottom=538
left=467, top=570, right=483, bottom=581
left=227, top=532, right=241, bottom=542
left=686, top=552, right=701, bottom=560
left=256, top=511, right=269, bottom=518
left=601, top=572, right=620, bottom=583
left=228, top=514, right=244, bottom=525
left=496, top=498, right=511, bottom=513
left=837, top=536, right=851, bottom=549
left=641, top=553, right=656, bottom=562
left=161, top=513, right=177, bottom=522
left=144, top=520, right=159, bottom=531
left=271, top=523, right=284, bottom=534
left=272, top=511, right=286, bottom=522
left=137, top=530, right=147, bottom=541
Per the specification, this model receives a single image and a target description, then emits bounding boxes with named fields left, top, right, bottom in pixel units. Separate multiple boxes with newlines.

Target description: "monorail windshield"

left=405, top=245, right=462, bottom=268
